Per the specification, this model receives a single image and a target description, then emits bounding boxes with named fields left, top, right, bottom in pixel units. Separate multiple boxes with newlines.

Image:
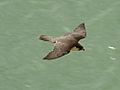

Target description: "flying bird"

left=39, top=23, right=87, bottom=60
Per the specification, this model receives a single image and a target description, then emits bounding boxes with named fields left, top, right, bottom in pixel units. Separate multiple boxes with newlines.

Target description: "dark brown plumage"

left=39, top=23, right=87, bottom=60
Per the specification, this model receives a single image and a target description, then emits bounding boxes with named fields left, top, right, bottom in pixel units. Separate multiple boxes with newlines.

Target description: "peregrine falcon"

left=39, top=23, right=87, bottom=60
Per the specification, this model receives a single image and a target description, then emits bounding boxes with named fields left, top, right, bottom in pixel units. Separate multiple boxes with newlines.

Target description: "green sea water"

left=0, top=0, right=120, bottom=90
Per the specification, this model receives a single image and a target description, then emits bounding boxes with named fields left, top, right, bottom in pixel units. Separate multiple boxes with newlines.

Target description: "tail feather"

left=39, top=35, right=51, bottom=41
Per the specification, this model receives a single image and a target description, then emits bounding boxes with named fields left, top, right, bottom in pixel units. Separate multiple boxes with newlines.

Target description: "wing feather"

left=43, top=43, right=70, bottom=60
left=74, top=23, right=86, bottom=32
left=73, top=23, right=86, bottom=39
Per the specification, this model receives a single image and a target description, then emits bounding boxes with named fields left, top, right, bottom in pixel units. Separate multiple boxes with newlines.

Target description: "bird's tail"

left=39, top=35, right=54, bottom=42
left=39, top=35, right=50, bottom=41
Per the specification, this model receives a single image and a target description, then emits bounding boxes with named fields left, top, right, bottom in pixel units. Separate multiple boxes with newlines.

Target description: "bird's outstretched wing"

left=64, top=23, right=86, bottom=38
left=74, top=23, right=86, bottom=32
left=73, top=23, right=86, bottom=39
left=43, top=43, right=70, bottom=60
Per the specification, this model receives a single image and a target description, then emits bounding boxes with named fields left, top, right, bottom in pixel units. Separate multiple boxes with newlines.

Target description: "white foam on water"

left=25, top=84, right=31, bottom=88
left=110, top=57, right=116, bottom=60
left=108, top=46, right=116, bottom=50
